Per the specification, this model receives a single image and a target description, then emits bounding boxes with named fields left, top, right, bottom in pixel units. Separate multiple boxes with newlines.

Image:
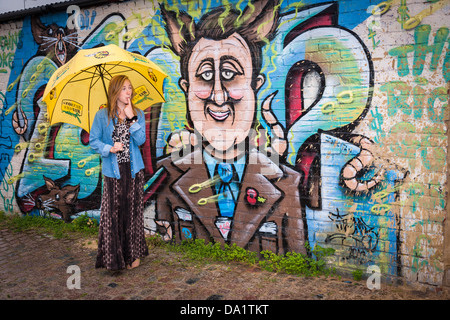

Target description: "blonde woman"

left=90, top=75, right=148, bottom=271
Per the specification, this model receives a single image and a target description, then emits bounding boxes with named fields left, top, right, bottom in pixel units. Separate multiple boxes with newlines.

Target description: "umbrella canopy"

left=43, top=44, right=167, bottom=133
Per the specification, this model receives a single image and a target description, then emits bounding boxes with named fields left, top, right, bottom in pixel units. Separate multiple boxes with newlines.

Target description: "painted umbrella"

left=43, top=44, right=167, bottom=133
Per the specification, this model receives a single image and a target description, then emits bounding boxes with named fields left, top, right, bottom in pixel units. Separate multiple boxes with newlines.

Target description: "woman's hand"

left=124, top=98, right=135, bottom=119
left=110, top=142, right=124, bottom=153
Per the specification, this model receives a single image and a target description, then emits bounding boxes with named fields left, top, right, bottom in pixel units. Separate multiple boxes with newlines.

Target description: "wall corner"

left=445, top=82, right=450, bottom=287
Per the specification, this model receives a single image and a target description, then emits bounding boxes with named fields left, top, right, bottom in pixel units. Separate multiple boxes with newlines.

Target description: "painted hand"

left=155, top=220, right=173, bottom=241
left=166, top=130, right=199, bottom=154
left=261, top=91, right=287, bottom=156
left=166, top=91, right=287, bottom=157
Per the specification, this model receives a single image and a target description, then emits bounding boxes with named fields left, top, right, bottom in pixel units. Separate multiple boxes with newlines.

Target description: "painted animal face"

left=35, top=176, right=80, bottom=222
left=31, top=16, right=78, bottom=66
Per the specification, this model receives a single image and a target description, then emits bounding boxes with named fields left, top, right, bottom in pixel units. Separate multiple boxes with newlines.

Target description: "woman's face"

left=117, top=79, right=132, bottom=107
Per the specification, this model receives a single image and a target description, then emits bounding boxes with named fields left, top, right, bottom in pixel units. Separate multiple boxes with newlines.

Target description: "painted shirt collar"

left=203, top=149, right=246, bottom=182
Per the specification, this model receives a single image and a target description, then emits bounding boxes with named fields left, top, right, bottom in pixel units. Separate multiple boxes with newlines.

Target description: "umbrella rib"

left=68, top=68, right=103, bottom=84
left=47, top=47, right=167, bottom=131
left=103, top=61, right=123, bottom=74
left=103, top=62, right=166, bottom=101
left=68, top=76, right=98, bottom=84
left=86, top=67, right=99, bottom=132
left=104, top=62, right=152, bottom=77
left=77, top=69, right=98, bottom=75
left=135, top=68, right=166, bottom=101
left=88, top=64, right=108, bottom=90
left=99, top=63, right=113, bottom=80
left=90, top=75, right=102, bottom=89
left=87, top=69, right=97, bottom=132
left=114, top=63, right=166, bottom=101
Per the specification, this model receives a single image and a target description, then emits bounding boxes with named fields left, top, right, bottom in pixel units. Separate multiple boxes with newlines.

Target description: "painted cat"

left=35, top=176, right=80, bottom=222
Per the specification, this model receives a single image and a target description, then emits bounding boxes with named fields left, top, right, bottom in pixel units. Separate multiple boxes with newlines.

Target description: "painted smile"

left=207, top=107, right=230, bottom=121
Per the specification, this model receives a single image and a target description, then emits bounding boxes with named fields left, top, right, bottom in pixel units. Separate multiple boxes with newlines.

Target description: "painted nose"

left=211, top=75, right=227, bottom=106
left=36, top=196, right=43, bottom=208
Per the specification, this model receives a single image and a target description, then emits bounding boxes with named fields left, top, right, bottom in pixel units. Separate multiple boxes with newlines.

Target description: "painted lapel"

left=171, top=149, right=224, bottom=241
left=230, top=149, right=283, bottom=248
left=171, top=148, right=285, bottom=247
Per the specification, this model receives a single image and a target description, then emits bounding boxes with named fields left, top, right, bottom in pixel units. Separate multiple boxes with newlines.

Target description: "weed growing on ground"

left=352, top=268, right=364, bottom=281
left=70, top=213, right=99, bottom=235
left=151, top=236, right=335, bottom=277
left=173, top=239, right=259, bottom=265
left=259, top=244, right=335, bottom=277
left=0, top=211, right=98, bottom=238
left=1, top=211, right=335, bottom=277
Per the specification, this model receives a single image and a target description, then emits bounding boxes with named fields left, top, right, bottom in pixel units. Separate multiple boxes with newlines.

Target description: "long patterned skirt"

left=95, top=162, right=148, bottom=270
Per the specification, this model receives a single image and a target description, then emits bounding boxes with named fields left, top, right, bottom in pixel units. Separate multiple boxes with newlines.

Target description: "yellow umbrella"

left=43, top=44, right=167, bottom=133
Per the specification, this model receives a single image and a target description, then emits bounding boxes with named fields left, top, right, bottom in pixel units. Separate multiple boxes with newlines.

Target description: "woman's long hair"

left=106, top=75, right=138, bottom=122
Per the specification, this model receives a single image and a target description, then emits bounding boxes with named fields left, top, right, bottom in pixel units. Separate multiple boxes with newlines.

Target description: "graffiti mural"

left=153, top=0, right=308, bottom=255
left=0, top=0, right=449, bottom=286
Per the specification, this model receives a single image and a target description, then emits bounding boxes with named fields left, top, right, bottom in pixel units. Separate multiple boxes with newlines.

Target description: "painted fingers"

left=155, top=220, right=173, bottom=241
left=166, top=130, right=198, bottom=154
left=261, top=91, right=287, bottom=156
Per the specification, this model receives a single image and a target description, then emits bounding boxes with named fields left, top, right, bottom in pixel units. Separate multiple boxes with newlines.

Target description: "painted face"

left=181, top=33, right=264, bottom=157
left=117, top=79, right=132, bottom=107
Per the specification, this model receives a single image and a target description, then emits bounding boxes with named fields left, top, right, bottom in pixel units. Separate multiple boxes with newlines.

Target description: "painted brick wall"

left=0, top=0, right=449, bottom=287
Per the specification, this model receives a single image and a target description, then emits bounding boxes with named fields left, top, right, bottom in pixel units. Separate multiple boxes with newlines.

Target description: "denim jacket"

left=89, top=108, right=146, bottom=179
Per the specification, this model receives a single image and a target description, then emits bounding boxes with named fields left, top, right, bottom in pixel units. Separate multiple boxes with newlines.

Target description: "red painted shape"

left=297, top=151, right=317, bottom=187
left=142, top=110, right=154, bottom=175
left=143, top=171, right=167, bottom=202
left=284, top=5, right=337, bottom=127
left=286, top=68, right=306, bottom=127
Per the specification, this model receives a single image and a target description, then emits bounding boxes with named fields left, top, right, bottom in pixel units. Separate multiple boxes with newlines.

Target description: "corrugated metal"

left=1, top=1, right=67, bottom=15
left=0, top=0, right=122, bottom=22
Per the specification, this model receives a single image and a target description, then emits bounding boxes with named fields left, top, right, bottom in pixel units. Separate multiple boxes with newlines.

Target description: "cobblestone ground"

left=0, top=226, right=449, bottom=302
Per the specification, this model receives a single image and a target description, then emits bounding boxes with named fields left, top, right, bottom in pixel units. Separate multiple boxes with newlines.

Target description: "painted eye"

left=201, top=71, right=213, bottom=81
left=221, top=70, right=236, bottom=80
left=55, top=194, right=60, bottom=201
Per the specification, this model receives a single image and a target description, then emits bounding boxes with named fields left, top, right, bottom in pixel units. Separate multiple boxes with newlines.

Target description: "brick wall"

left=0, top=0, right=449, bottom=287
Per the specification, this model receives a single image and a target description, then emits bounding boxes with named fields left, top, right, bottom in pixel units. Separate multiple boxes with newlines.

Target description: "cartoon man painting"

left=155, top=0, right=306, bottom=255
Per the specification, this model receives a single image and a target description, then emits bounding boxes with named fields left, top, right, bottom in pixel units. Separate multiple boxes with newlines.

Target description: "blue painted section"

left=306, top=134, right=404, bottom=275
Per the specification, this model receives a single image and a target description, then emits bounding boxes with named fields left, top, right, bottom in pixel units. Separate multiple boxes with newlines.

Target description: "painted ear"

left=160, top=4, right=195, bottom=56
left=43, top=176, right=57, bottom=191
left=63, top=185, right=80, bottom=205
left=239, top=0, right=280, bottom=44
left=31, top=15, right=46, bottom=45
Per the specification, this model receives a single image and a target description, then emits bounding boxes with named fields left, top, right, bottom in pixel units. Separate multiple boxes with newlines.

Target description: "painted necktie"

left=216, top=162, right=237, bottom=217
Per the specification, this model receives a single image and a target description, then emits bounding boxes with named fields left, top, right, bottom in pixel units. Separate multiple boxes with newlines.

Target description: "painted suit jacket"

left=155, top=147, right=306, bottom=255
